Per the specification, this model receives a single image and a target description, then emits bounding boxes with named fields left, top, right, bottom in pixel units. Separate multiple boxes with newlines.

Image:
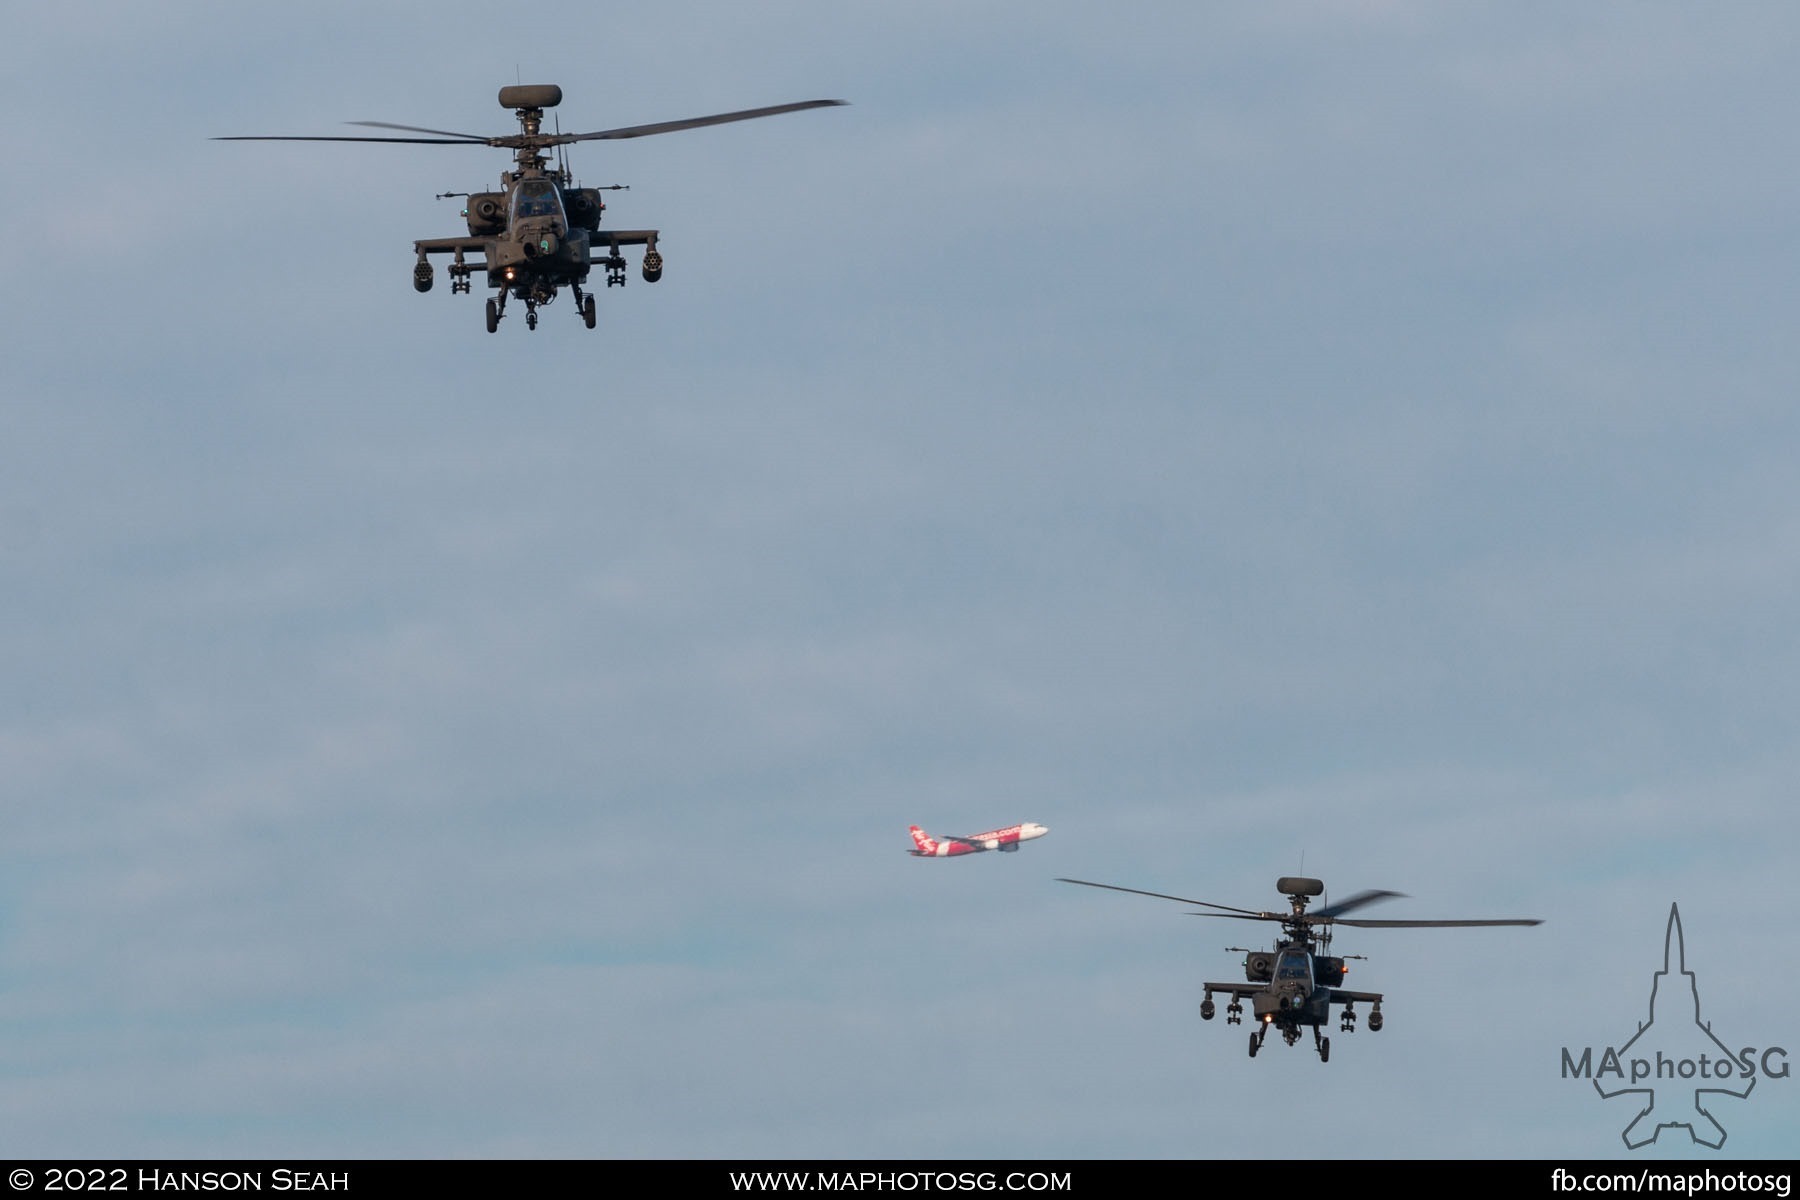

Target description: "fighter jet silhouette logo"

left=1595, top=904, right=1754, bottom=1149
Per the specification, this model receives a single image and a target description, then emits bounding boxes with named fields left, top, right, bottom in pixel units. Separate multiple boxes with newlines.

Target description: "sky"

left=3, top=0, right=1798, bottom=1161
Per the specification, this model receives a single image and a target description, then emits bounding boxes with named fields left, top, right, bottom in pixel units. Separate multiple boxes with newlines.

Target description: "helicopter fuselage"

left=1206, top=940, right=1380, bottom=1037
left=412, top=163, right=663, bottom=330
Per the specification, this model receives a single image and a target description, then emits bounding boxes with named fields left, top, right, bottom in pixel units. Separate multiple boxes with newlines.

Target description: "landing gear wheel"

left=1319, top=1036, right=1330, bottom=1063
left=582, top=294, right=596, bottom=329
left=485, top=298, right=499, bottom=334
left=527, top=310, right=538, bottom=331
left=1248, top=1031, right=1260, bottom=1058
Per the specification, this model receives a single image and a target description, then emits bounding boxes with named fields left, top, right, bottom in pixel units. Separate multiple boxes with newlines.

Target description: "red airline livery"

left=908, top=823, right=1049, bottom=857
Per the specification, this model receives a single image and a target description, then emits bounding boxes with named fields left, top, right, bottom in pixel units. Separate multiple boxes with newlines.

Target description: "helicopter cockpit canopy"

left=510, top=178, right=566, bottom=228
left=1274, top=948, right=1312, bottom=985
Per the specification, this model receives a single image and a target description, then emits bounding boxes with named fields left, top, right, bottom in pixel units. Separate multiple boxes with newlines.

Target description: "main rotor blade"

left=1188, top=912, right=1285, bottom=923
left=559, top=99, right=847, bottom=143
left=1312, top=889, right=1406, bottom=919
left=1332, top=928, right=1540, bottom=935
left=214, top=134, right=486, bottom=145
left=347, top=121, right=493, bottom=141
left=1057, top=878, right=1268, bottom=917
left=222, top=101, right=845, bottom=149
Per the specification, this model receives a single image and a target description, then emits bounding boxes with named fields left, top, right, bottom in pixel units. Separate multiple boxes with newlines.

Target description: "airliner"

left=908, top=823, right=1048, bottom=857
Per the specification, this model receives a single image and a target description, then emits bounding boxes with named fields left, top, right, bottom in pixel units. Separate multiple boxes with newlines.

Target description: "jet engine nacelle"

left=1244, top=952, right=1274, bottom=982
left=1314, top=956, right=1346, bottom=987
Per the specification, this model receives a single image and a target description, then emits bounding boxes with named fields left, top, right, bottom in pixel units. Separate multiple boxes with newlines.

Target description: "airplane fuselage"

left=908, top=823, right=1048, bottom=857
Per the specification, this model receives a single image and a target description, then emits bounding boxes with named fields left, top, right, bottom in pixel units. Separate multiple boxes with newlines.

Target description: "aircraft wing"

left=1326, top=989, right=1384, bottom=1005
left=590, top=228, right=659, bottom=249
left=1201, top=982, right=1268, bottom=1001
left=414, top=236, right=490, bottom=255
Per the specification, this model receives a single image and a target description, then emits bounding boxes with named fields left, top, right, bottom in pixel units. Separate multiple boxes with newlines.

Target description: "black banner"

left=1, top=1161, right=1796, bottom=1197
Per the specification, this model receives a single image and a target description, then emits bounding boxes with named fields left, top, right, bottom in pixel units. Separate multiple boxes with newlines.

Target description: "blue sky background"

left=3, top=1, right=1796, bottom=1159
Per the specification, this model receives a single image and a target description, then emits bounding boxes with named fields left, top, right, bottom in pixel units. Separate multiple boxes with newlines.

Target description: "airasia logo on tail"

left=908, top=823, right=1048, bottom=857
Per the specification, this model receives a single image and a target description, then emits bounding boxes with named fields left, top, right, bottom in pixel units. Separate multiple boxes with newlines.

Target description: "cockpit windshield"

left=1275, top=950, right=1311, bottom=983
left=510, top=179, right=565, bottom=225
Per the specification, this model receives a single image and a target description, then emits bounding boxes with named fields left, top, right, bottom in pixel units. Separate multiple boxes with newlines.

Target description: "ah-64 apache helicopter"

left=219, top=85, right=844, bottom=332
left=1060, top=875, right=1540, bottom=1062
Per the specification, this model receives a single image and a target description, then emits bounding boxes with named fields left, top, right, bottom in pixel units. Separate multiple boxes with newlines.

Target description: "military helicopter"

left=219, top=85, right=844, bottom=332
left=1059, top=875, right=1540, bottom=1062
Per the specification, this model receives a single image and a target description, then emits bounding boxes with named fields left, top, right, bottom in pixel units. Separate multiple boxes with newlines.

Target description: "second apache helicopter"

left=220, top=85, right=844, bottom=332
left=1060, top=875, right=1540, bottom=1062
